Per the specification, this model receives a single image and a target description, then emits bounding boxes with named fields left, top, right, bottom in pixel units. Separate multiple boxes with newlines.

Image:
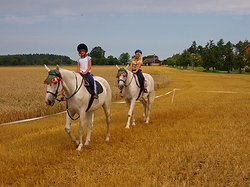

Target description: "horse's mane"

left=59, top=68, right=79, bottom=78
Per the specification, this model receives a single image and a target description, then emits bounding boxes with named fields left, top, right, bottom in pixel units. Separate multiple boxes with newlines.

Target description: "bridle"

left=45, top=72, right=84, bottom=101
left=117, top=68, right=134, bottom=87
left=45, top=71, right=84, bottom=120
left=45, top=72, right=64, bottom=102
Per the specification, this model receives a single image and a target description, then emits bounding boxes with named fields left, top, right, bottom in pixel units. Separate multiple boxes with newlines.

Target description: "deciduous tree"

left=118, top=52, right=130, bottom=65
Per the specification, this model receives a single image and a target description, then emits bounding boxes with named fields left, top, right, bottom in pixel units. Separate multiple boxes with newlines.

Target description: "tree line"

left=0, top=54, right=74, bottom=66
left=89, top=46, right=158, bottom=65
left=1, top=39, right=250, bottom=73
left=0, top=48, right=129, bottom=66
left=162, top=39, right=250, bottom=73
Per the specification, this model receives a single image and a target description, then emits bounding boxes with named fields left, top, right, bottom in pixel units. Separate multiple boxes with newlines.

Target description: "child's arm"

left=133, top=63, right=142, bottom=73
left=76, top=62, right=80, bottom=73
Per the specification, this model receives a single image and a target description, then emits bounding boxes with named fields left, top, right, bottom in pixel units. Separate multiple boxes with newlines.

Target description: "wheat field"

left=0, top=65, right=249, bottom=186
left=0, top=66, right=169, bottom=124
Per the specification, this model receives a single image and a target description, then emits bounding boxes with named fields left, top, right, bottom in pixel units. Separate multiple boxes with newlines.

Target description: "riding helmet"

left=135, top=49, right=142, bottom=54
left=77, top=43, right=88, bottom=52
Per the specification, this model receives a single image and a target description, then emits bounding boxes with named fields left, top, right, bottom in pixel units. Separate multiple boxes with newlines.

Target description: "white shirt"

left=77, top=56, right=91, bottom=73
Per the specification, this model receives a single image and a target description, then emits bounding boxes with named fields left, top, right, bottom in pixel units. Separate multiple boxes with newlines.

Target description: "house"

left=245, top=45, right=250, bottom=59
left=245, top=45, right=250, bottom=55
left=143, top=58, right=162, bottom=66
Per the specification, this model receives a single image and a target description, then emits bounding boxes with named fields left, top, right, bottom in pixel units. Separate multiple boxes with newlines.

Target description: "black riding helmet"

left=77, top=43, right=88, bottom=52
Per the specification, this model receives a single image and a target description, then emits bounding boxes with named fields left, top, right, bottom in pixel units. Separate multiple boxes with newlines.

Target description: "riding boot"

left=93, top=93, right=98, bottom=99
left=144, top=79, right=148, bottom=93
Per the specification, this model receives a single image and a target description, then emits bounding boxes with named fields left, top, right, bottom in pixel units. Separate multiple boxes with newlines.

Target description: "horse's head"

left=44, top=64, right=63, bottom=106
left=116, top=65, right=129, bottom=90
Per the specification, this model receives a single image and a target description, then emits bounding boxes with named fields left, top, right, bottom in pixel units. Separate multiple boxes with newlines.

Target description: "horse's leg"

left=140, top=98, right=147, bottom=122
left=102, top=103, right=111, bottom=142
left=84, top=112, right=93, bottom=148
left=132, top=111, right=136, bottom=126
left=65, top=111, right=79, bottom=147
left=76, top=111, right=85, bottom=151
left=145, top=92, right=155, bottom=123
left=125, top=98, right=136, bottom=128
left=125, top=99, right=131, bottom=128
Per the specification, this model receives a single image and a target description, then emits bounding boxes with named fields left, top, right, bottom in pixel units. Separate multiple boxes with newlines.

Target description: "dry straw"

left=0, top=66, right=169, bottom=124
left=0, top=66, right=249, bottom=186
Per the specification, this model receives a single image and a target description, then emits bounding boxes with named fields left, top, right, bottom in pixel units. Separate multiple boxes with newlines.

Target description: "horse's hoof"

left=105, top=137, right=110, bottom=142
left=125, top=126, right=130, bottom=129
left=76, top=147, right=82, bottom=151
left=74, top=140, right=80, bottom=147
left=75, top=143, right=83, bottom=151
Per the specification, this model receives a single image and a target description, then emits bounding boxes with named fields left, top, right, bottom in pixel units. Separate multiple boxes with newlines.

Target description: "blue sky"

left=0, top=0, right=249, bottom=60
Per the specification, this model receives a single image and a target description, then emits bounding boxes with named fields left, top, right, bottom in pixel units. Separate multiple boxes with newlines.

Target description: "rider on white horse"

left=76, top=43, right=98, bottom=99
left=129, top=49, right=148, bottom=93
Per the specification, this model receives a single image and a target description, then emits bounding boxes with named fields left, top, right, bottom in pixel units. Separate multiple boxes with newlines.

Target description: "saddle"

left=133, top=74, right=146, bottom=100
left=81, top=74, right=103, bottom=95
left=80, top=74, right=103, bottom=112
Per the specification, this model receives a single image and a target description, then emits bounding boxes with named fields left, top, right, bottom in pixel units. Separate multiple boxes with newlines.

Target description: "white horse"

left=44, top=65, right=111, bottom=151
left=116, top=65, right=155, bottom=128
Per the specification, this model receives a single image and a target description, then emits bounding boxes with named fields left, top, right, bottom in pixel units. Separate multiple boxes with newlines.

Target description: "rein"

left=117, top=68, right=142, bottom=101
left=46, top=72, right=84, bottom=101
left=65, top=72, right=85, bottom=120
left=65, top=72, right=84, bottom=100
left=45, top=71, right=85, bottom=120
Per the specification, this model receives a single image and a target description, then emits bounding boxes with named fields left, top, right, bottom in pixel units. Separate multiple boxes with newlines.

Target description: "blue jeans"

left=85, top=72, right=97, bottom=94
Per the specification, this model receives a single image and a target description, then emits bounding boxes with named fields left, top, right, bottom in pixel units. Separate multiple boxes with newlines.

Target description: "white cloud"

left=0, top=0, right=249, bottom=24
left=0, top=14, right=47, bottom=24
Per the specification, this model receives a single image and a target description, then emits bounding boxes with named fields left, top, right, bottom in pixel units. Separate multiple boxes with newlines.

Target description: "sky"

left=0, top=0, right=249, bottom=60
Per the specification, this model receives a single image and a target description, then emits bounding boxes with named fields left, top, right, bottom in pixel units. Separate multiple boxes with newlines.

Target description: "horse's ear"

left=116, top=64, right=119, bottom=69
left=125, top=64, right=129, bottom=69
left=56, top=64, right=60, bottom=74
left=44, top=64, right=50, bottom=72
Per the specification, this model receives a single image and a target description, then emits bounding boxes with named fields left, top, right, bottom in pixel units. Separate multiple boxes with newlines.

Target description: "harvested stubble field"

left=0, top=65, right=249, bottom=187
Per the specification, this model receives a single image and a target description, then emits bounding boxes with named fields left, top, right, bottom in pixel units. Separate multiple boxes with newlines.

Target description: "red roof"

left=245, top=45, right=250, bottom=54
left=143, top=58, right=161, bottom=64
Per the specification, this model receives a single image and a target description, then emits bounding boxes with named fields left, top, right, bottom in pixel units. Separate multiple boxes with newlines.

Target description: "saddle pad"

left=85, top=81, right=104, bottom=112
left=81, top=74, right=103, bottom=95
left=85, top=80, right=103, bottom=95
left=96, top=81, right=103, bottom=94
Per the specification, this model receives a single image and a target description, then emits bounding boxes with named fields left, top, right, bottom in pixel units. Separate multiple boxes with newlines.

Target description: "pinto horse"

left=116, top=65, right=155, bottom=128
left=44, top=65, right=111, bottom=151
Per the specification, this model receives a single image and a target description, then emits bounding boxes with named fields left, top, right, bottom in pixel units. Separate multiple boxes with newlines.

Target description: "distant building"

left=143, top=58, right=162, bottom=66
left=245, top=45, right=250, bottom=59
left=244, top=45, right=250, bottom=60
